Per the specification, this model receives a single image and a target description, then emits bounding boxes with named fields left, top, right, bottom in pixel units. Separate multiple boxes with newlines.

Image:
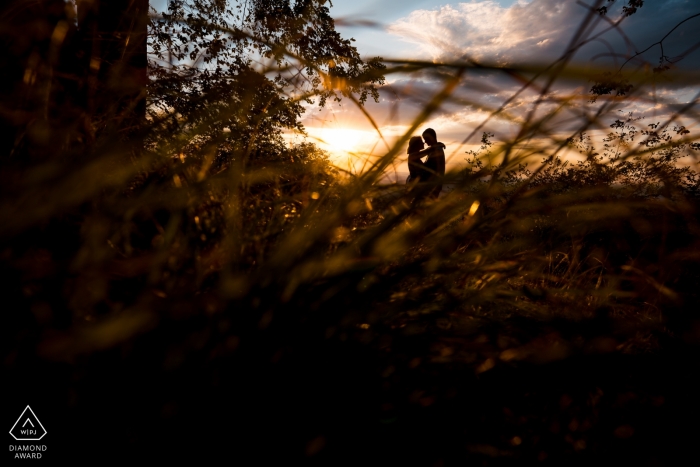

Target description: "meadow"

left=2, top=0, right=700, bottom=464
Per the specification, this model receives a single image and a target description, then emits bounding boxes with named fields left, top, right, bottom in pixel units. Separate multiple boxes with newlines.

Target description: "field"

left=3, top=1, right=700, bottom=464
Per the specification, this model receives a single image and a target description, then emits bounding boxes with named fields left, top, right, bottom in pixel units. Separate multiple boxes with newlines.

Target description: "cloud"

left=383, top=0, right=700, bottom=139
left=387, top=0, right=577, bottom=64
left=387, top=0, right=700, bottom=69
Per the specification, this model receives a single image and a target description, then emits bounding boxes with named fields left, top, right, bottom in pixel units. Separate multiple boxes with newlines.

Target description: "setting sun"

left=305, top=127, right=380, bottom=159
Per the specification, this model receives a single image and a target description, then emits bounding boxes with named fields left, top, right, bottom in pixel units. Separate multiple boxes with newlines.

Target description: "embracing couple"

left=406, top=128, right=446, bottom=199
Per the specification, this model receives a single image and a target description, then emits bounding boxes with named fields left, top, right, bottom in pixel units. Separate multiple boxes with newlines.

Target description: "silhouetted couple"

left=407, top=128, right=445, bottom=200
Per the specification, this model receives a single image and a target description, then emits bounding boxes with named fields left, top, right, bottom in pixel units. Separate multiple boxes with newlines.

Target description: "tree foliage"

left=148, top=0, right=386, bottom=170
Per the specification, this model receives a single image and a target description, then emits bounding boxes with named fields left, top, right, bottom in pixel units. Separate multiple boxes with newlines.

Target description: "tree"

left=148, top=0, right=386, bottom=171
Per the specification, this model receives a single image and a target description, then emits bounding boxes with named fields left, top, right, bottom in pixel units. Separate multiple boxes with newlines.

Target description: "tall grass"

left=3, top=0, right=700, bottom=463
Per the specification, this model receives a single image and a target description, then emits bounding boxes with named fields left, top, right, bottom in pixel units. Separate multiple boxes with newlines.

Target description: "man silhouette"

left=421, top=128, right=445, bottom=199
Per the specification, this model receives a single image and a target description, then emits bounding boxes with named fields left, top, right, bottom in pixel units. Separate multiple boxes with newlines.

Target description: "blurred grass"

left=3, top=0, right=700, bottom=464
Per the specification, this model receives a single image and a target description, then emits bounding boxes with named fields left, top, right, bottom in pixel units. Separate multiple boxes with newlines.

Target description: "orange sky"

left=281, top=0, right=700, bottom=179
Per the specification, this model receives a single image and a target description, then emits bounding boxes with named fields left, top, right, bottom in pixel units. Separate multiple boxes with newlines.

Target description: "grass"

left=3, top=1, right=700, bottom=464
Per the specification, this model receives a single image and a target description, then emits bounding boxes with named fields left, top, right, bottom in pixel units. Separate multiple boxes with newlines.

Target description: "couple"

left=406, top=128, right=445, bottom=199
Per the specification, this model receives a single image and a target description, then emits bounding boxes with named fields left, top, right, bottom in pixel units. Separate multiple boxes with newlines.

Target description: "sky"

left=291, top=0, right=700, bottom=177
left=329, top=0, right=525, bottom=58
left=150, top=1, right=700, bottom=177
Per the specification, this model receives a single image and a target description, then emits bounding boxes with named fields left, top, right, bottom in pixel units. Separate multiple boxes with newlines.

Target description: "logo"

left=9, top=406, right=46, bottom=441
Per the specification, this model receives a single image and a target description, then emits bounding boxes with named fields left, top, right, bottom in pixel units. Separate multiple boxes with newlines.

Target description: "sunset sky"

left=289, top=0, right=700, bottom=177
left=151, top=1, right=700, bottom=176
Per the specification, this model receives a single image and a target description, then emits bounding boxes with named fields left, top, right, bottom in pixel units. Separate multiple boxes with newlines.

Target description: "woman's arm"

left=407, top=151, right=424, bottom=161
left=411, top=142, right=446, bottom=157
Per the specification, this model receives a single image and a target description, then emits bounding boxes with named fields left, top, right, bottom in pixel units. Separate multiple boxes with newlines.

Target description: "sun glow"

left=304, top=127, right=381, bottom=159
left=286, top=123, right=419, bottom=176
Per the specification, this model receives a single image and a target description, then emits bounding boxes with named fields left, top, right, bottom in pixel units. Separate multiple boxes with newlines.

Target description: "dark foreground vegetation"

left=2, top=0, right=700, bottom=464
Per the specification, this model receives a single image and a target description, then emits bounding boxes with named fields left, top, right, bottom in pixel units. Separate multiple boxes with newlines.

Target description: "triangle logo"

left=9, top=406, right=47, bottom=441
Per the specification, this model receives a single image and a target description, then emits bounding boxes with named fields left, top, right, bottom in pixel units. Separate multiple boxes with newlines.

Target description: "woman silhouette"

left=406, top=135, right=445, bottom=185
left=407, top=136, right=428, bottom=184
